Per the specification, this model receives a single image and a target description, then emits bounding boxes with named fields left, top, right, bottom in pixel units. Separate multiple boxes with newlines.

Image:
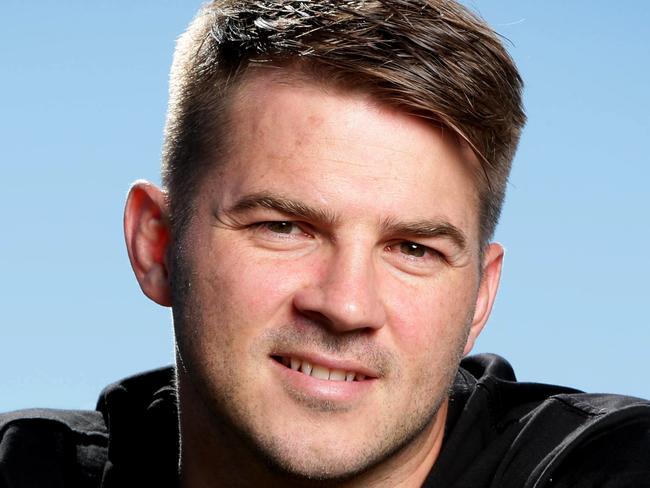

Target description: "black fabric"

left=95, top=367, right=178, bottom=487
left=424, top=355, right=650, bottom=487
left=0, top=367, right=178, bottom=488
left=0, top=409, right=107, bottom=487
left=2, top=355, right=649, bottom=487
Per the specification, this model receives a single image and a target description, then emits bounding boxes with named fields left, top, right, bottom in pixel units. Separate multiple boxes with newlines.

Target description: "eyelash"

left=253, top=221, right=311, bottom=238
left=387, top=241, right=442, bottom=262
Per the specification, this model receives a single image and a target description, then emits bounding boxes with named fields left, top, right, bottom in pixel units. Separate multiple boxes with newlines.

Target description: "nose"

left=292, top=246, right=387, bottom=333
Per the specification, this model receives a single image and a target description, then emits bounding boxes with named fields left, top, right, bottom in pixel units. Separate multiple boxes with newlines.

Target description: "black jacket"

left=2, top=355, right=649, bottom=487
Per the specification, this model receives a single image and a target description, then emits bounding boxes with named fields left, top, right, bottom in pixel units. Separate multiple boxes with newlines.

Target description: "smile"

left=272, top=355, right=368, bottom=382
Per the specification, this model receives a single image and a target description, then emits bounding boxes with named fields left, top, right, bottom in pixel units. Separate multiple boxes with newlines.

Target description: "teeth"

left=280, top=356, right=367, bottom=382
left=300, top=361, right=313, bottom=376
left=329, top=369, right=346, bottom=381
left=311, top=365, right=330, bottom=380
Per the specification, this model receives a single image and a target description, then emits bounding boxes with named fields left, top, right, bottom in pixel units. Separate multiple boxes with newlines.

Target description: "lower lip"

left=270, top=358, right=376, bottom=404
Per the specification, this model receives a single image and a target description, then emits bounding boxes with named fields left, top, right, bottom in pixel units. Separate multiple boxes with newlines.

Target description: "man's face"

left=172, top=74, right=491, bottom=480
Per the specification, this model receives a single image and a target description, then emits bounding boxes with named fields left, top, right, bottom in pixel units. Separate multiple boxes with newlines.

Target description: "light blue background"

left=1, top=1, right=648, bottom=411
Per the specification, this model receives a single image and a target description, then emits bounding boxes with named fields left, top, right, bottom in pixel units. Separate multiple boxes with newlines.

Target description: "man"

left=1, top=0, right=649, bottom=486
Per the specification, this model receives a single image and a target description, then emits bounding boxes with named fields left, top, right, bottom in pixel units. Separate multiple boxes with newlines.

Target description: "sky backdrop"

left=1, top=1, right=649, bottom=411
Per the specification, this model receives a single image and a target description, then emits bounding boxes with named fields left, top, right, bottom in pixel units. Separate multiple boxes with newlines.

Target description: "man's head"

left=123, top=1, right=524, bottom=485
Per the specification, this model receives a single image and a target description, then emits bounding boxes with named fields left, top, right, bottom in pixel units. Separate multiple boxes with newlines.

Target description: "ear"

left=463, top=243, right=504, bottom=356
left=124, top=180, right=172, bottom=306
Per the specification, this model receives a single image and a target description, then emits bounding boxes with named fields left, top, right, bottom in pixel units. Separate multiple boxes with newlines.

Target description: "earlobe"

left=463, top=243, right=504, bottom=356
left=123, top=180, right=172, bottom=307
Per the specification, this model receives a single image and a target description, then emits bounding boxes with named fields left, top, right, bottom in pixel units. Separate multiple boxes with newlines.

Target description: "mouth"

left=271, top=355, right=369, bottom=382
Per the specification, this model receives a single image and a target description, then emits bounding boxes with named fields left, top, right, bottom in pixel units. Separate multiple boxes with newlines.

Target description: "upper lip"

left=271, top=351, right=380, bottom=378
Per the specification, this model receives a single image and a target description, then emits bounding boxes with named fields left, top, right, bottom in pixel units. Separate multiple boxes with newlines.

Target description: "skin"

left=124, top=72, right=504, bottom=487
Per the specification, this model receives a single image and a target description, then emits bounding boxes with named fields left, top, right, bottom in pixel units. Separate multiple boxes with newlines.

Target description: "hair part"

left=162, top=0, right=526, bottom=248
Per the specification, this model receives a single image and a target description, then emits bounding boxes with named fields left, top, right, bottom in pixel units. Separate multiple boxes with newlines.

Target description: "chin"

left=243, top=399, right=443, bottom=484
left=252, top=439, right=386, bottom=482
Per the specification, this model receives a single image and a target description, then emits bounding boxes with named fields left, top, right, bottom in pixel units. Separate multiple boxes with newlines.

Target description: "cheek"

left=188, top=242, right=308, bottom=333
left=383, top=272, right=478, bottom=351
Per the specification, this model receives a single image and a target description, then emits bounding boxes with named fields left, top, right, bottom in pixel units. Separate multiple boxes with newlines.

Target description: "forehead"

left=230, top=68, right=480, bottom=171
left=207, top=70, right=481, bottom=242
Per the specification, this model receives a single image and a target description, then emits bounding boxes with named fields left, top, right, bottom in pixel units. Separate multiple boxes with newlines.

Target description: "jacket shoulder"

left=0, top=408, right=108, bottom=487
left=497, top=392, right=650, bottom=488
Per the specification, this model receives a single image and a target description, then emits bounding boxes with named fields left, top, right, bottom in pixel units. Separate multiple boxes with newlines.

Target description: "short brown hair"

left=162, top=0, right=526, bottom=245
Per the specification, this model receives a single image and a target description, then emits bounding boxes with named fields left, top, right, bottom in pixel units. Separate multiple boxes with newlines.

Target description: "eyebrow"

left=380, top=218, right=468, bottom=252
left=226, top=192, right=338, bottom=227
left=225, top=192, right=468, bottom=251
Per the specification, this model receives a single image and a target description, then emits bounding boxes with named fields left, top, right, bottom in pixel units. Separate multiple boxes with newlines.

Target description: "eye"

left=396, top=241, right=439, bottom=259
left=262, top=221, right=302, bottom=235
left=250, top=220, right=315, bottom=251
left=253, top=221, right=313, bottom=241
left=399, top=242, right=428, bottom=258
left=385, top=240, right=444, bottom=271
